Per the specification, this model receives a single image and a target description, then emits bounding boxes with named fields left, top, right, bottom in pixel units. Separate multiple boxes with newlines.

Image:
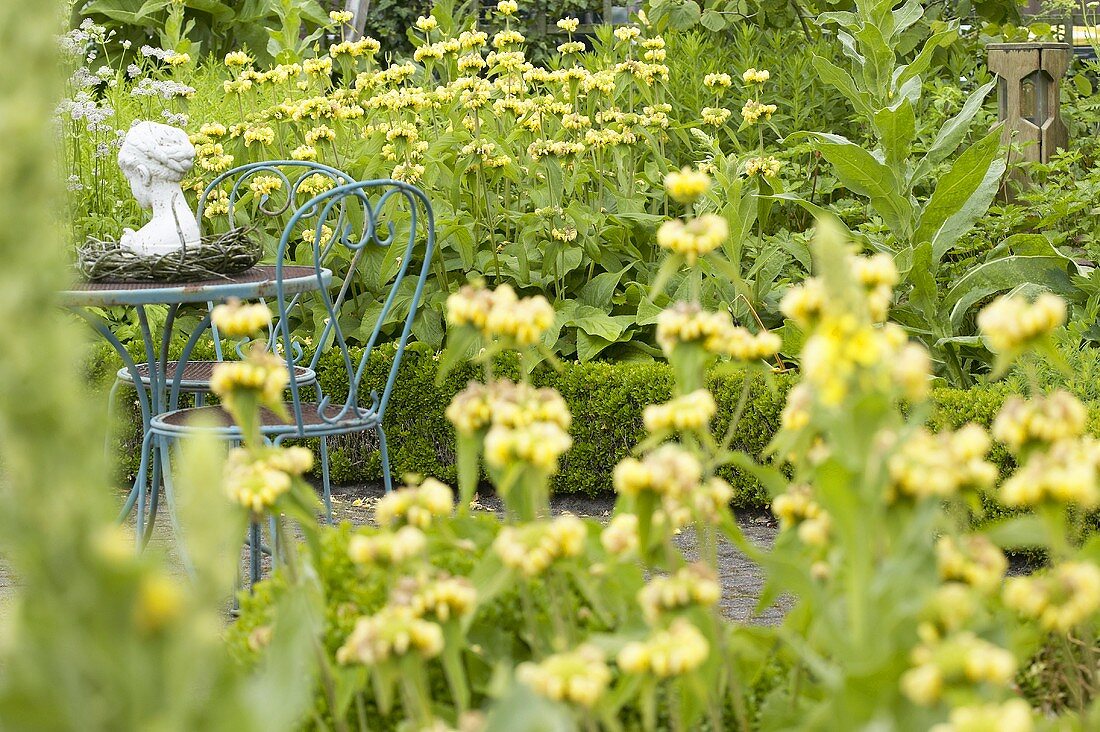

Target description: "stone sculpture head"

left=117, top=121, right=202, bottom=256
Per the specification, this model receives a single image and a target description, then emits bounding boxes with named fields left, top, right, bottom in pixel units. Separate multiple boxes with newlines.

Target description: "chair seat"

left=117, top=361, right=316, bottom=391
left=150, top=401, right=377, bottom=436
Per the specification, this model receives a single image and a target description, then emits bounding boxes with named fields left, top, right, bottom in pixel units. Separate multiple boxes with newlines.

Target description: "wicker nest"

left=77, top=228, right=263, bottom=283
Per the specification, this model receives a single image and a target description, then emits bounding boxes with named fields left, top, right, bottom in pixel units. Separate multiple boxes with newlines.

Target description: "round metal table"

left=63, top=265, right=332, bottom=543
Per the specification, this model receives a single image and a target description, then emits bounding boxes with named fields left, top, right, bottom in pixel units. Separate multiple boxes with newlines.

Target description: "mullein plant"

left=0, top=1, right=319, bottom=729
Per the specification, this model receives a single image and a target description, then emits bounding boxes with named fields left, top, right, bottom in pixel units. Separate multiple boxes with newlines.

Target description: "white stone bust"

left=117, top=121, right=201, bottom=256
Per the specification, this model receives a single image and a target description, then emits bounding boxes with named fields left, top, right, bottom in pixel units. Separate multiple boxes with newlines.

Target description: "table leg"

left=71, top=310, right=154, bottom=529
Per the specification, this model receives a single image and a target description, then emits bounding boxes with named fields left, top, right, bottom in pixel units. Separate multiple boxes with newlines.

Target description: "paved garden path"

left=328, top=484, right=788, bottom=625
left=0, top=483, right=787, bottom=625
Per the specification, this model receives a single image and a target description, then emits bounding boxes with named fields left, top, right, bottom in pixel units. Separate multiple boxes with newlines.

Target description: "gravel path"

left=0, top=482, right=786, bottom=624
left=328, top=483, right=788, bottom=624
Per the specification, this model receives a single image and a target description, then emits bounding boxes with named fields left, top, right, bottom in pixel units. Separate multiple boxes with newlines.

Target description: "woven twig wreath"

left=77, top=228, right=262, bottom=283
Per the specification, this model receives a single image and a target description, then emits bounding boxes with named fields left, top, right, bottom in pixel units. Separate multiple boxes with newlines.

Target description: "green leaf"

left=578, top=267, right=629, bottom=309
left=83, top=0, right=169, bottom=24
left=893, top=25, right=958, bottom=90
left=483, top=682, right=573, bottom=732
left=765, top=193, right=858, bottom=242
left=918, top=80, right=996, bottom=173
left=853, top=21, right=894, bottom=96
left=576, top=331, right=615, bottom=362
left=916, top=125, right=1005, bottom=259
left=908, top=242, right=937, bottom=324
left=568, top=306, right=630, bottom=341
left=666, top=0, right=702, bottom=30
left=1074, top=73, right=1093, bottom=96
left=873, top=98, right=916, bottom=170
left=185, top=0, right=234, bottom=21
left=699, top=8, right=726, bottom=31
left=436, top=326, right=479, bottom=385
left=982, top=515, right=1049, bottom=549
left=945, top=255, right=1078, bottom=328
left=890, top=0, right=924, bottom=37
left=811, top=55, right=873, bottom=118
left=806, top=133, right=914, bottom=234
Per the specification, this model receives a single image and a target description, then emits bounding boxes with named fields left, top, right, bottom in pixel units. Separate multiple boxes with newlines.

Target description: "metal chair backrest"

left=274, top=178, right=435, bottom=433
left=197, top=161, right=358, bottom=233
left=194, top=161, right=359, bottom=360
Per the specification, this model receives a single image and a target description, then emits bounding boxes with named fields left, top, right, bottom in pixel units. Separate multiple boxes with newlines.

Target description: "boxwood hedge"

left=87, top=340, right=1091, bottom=513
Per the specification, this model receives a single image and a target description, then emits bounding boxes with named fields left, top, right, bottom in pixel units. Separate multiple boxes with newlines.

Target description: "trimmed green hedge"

left=89, top=340, right=1091, bottom=511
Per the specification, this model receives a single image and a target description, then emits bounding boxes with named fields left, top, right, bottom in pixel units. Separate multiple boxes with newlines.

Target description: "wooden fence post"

left=987, top=42, right=1072, bottom=166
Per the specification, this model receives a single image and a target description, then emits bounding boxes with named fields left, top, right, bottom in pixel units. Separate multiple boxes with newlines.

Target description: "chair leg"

left=105, top=377, right=123, bottom=463
left=377, top=425, right=393, bottom=493
left=144, top=433, right=164, bottom=548
left=157, top=435, right=196, bottom=576
left=248, top=520, right=262, bottom=589
left=319, top=437, right=333, bottom=524
left=131, top=429, right=154, bottom=549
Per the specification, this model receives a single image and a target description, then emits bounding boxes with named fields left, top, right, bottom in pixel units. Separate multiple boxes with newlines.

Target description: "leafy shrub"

left=92, top=339, right=1100, bottom=523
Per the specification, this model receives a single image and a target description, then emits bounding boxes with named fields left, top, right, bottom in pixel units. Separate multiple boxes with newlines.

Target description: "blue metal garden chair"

left=113, top=162, right=357, bottom=536
left=107, top=161, right=359, bottom=410
left=138, top=170, right=435, bottom=580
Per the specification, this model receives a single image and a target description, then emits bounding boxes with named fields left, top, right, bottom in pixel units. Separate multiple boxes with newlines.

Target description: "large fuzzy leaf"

left=893, top=25, right=958, bottom=89
left=916, top=125, right=1005, bottom=260
left=873, top=98, right=916, bottom=170
left=945, top=255, right=1078, bottom=328
left=811, top=55, right=873, bottom=118
left=918, top=80, right=997, bottom=172
left=807, top=133, right=914, bottom=234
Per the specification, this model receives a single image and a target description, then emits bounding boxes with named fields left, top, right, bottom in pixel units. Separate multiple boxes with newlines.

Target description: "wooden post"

left=986, top=42, right=1072, bottom=166
left=345, top=0, right=370, bottom=40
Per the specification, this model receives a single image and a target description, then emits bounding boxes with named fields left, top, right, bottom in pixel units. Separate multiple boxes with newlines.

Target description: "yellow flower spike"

left=1000, top=437, right=1100, bottom=508
left=614, top=25, right=641, bottom=42
left=133, top=572, right=184, bottom=634
left=517, top=645, right=611, bottom=709
left=348, top=525, right=427, bottom=565
left=224, top=51, right=252, bottom=68
left=601, top=513, right=639, bottom=556
left=742, top=68, right=771, bottom=84
left=900, top=663, right=942, bottom=706
left=616, top=619, right=709, bottom=678
left=992, top=390, right=1087, bottom=454
left=336, top=606, right=444, bottom=665
left=638, top=564, right=721, bottom=623
left=642, top=389, right=716, bottom=433
left=557, top=17, right=580, bottom=32
left=656, top=214, right=727, bottom=262
left=741, top=99, right=777, bottom=125
left=1004, top=562, right=1100, bottom=633
left=211, top=299, right=271, bottom=339
left=977, top=293, right=1066, bottom=354
left=329, top=10, right=353, bottom=24
left=932, top=699, right=1033, bottom=732
left=374, top=478, right=455, bottom=528
left=242, top=125, right=275, bottom=146
left=892, top=342, right=932, bottom=401
left=663, top=166, right=711, bottom=204
left=497, top=0, right=519, bottom=15
left=936, top=535, right=1007, bottom=594
left=703, top=72, right=733, bottom=89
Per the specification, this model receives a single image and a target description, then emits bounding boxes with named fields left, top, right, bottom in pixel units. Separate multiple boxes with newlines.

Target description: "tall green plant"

left=0, top=3, right=319, bottom=728
left=787, top=0, right=1078, bottom=384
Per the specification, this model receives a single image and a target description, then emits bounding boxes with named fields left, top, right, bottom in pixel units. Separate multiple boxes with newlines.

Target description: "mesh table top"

left=61, top=266, right=331, bottom=307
